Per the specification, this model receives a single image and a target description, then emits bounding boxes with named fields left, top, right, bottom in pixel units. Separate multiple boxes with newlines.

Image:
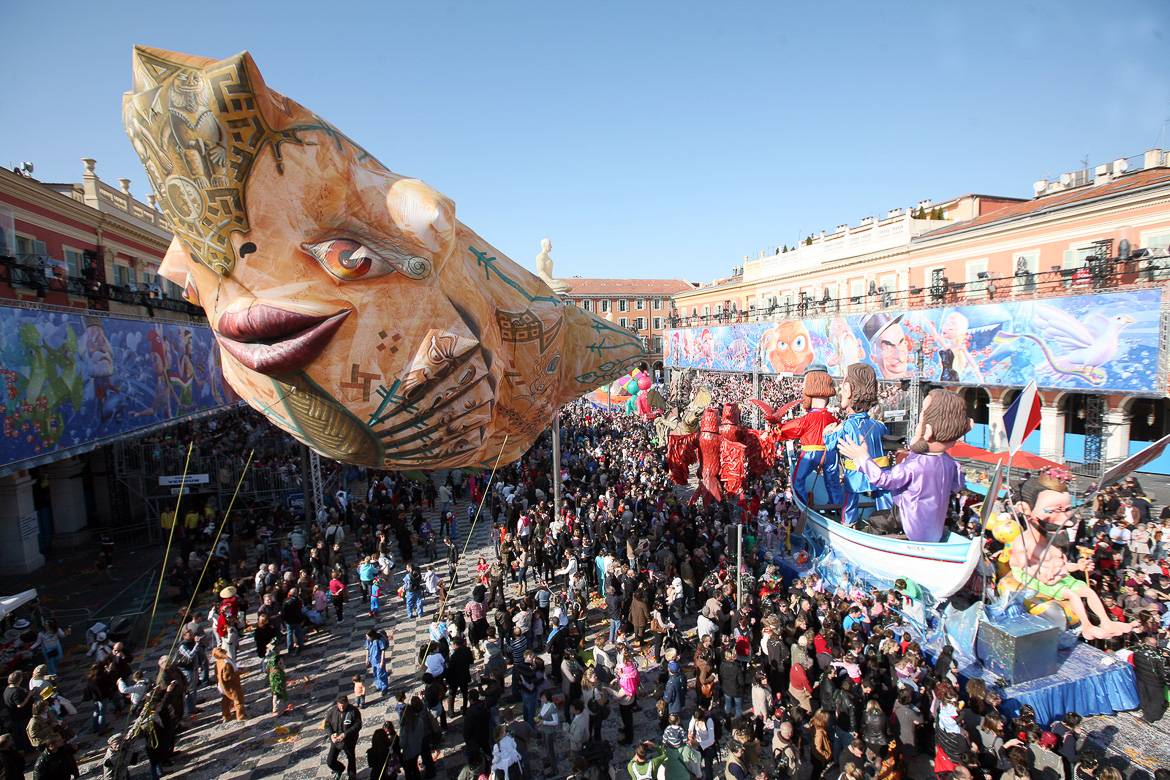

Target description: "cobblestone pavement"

left=68, top=497, right=677, bottom=780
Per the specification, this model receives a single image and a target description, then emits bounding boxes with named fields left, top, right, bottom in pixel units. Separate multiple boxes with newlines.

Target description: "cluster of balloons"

left=610, top=367, right=653, bottom=398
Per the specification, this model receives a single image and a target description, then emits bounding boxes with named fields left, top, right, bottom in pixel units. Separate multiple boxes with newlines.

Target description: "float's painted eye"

left=793, top=335, right=807, bottom=352
left=302, top=239, right=395, bottom=281
left=181, top=273, right=201, bottom=305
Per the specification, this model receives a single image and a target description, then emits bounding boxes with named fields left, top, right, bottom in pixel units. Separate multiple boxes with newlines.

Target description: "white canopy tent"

left=0, top=589, right=38, bottom=620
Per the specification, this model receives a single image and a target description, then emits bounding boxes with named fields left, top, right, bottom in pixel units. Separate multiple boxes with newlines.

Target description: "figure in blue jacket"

left=824, top=363, right=892, bottom=526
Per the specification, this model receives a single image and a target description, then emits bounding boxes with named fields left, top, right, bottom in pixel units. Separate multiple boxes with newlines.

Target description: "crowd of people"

left=3, top=368, right=1170, bottom=780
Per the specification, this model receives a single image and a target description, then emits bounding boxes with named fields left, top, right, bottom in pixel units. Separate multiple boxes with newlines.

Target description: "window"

left=619, top=317, right=628, bottom=328
left=141, top=272, right=155, bottom=291
left=879, top=273, right=896, bottom=291
left=690, top=307, right=697, bottom=318
left=15, top=235, right=46, bottom=261
left=1062, top=244, right=1096, bottom=270
left=652, top=317, right=662, bottom=330
left=849, top=279, right=865, bottom=301
left=652, top=298, right=662, bottom=310
left=63, top=247, right=84, bottom=278
left=635, top=317, right=645, bottom=330
left=618, top=299, right=628, bottom=312
left=600, top=300, right=609, bottom=312
left=113, top=264, right=130, bottom=287
left=0, top=205, right=14, bottom=256
left=581, top=299, right=592, bottom=312
left=964, top=258, right=988, bottom=299
left=653, top=336, right=663, bottom=352
left=636, top=299, right=645, bottom=310
left=702, top=305, right=710, bottom=317
left=1139, top=228, right=1170, bottom=254
left=166, top=280, right=183, bottom=299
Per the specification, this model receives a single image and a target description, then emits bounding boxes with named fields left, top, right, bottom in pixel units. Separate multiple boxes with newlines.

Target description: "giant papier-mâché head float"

left=123, top=47, right=644, bottom=469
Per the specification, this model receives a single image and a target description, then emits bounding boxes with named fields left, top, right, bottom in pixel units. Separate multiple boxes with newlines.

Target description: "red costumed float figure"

left=756, top=365, right=842, bottom=507
left=667, top=403, right=774, bottom=504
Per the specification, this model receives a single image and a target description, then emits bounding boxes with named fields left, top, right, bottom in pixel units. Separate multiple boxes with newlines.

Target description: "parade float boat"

left=792, top=489, right=983, bottom=598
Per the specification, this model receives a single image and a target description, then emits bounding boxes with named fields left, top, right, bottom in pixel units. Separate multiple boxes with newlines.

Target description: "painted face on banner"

left=874, top=322, right=911, bottom=378
left=124, top=47, right=643, bottom=469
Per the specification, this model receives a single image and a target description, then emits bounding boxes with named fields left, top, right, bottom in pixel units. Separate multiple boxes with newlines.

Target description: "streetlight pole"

left=552, top=412, right=562, bottom=518
left=736, top=521, right=744, bottom=612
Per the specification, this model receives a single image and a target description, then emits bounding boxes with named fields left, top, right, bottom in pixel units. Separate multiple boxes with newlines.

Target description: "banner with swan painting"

left=664, top=288, right=1163, bottom=394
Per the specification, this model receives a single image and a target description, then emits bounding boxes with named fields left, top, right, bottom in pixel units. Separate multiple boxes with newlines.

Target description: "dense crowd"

left=4, top=372, right=1170, bottom=780
left=686, top=372, right=905, bottom=419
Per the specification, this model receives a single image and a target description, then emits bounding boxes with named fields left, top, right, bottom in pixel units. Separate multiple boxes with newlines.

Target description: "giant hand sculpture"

left=123, top=47, right=644, bottom=469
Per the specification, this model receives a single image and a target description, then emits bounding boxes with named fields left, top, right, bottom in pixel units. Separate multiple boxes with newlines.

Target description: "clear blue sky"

left=2, top=1, right=1168, bottom=282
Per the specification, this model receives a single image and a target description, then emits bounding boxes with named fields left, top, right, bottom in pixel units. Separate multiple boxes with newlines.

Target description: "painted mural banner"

left=664, top=288, right=1164, bottom=394
left=0, top=303, right=235, bottom=473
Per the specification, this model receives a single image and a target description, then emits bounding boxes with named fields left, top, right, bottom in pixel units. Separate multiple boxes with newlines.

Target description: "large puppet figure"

left=824, top=363, right=891, bottom=526
left=122, top=47, right=643, bottom=470
left=1008, top=476, right=1137, bottom=640
left=666, top=403, right=774, bottom=504
left=836, top=388, right=965, bottom=542
left=771, top=366, right=841, bottom=507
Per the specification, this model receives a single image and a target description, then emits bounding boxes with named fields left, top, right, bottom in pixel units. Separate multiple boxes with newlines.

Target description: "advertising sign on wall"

left=0, top=303, right=236, bottom=473
left=664, top=289, right=1164, bottom=394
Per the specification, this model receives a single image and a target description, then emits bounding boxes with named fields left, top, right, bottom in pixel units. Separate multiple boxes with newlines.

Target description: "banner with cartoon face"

left=0, top=303, right=235, bottom=474
left=664, top=288, right=1163, bottom=393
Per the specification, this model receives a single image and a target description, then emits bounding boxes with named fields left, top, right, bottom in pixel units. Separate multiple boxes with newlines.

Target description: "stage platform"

left=922, top=634, right=1139, bottom=726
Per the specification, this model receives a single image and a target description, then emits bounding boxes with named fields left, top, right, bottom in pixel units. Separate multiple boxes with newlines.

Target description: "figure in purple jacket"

left=836, top=389, right=968, bottom=543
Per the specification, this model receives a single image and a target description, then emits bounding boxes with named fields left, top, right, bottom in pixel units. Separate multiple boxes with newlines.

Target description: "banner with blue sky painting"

left=664, top=289, right=1163, bottom=394
left=0, top=303, right=235, bottom=473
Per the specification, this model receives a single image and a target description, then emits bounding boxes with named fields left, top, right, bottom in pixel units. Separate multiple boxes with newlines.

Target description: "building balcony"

left=667, top=252, right=1170, bottom=328
left=0, top=253, right=205, bottom=320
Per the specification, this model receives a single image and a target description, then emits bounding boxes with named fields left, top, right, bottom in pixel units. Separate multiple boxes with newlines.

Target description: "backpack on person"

left=773, top=743, right=801, bottom=778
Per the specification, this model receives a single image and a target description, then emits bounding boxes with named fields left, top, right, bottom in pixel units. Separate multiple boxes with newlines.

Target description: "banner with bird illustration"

left=664, top=288, right=1162, bottom=394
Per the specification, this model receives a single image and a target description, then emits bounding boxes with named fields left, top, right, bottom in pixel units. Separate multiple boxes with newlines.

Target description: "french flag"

left=1002, top=380, right=1041, bottom=455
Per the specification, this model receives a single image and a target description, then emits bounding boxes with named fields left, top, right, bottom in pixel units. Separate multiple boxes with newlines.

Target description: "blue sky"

left=2, top=1, right=1168, bottom=282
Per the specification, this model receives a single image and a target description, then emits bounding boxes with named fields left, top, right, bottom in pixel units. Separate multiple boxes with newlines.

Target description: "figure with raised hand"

left=836, top=388, right=966, bottom=542
left=773, top=366, right=841, bottom=507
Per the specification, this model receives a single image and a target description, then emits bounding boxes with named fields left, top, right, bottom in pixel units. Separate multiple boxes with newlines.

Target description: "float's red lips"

left=215, top=305, right=349, bottom=375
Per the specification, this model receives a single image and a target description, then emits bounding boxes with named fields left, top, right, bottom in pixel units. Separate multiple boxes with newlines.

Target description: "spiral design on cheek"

left=398, top=255, right=432, bottom=280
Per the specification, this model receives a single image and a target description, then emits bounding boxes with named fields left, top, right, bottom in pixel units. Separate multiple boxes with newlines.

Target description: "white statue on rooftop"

left=535, top=238, right=571, bottom=294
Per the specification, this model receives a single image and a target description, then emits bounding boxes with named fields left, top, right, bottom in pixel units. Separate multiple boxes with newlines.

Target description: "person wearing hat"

left=860, top=312, right=913, bottom=379
left=772, top=366, right=841, bottom=507
left=661, top=660, right=686, bottom=728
